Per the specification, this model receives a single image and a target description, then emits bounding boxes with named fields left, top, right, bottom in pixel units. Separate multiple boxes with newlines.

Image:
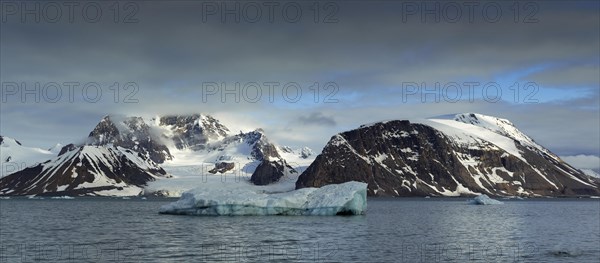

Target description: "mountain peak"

left=450, top=113, right=552, bottom=156
left=453, top=113, right=514, bottom=128
left=158, top=113, right=230, bottom=150
left=0, top=135, right=22, bottom=146
left=87, top=115, right=172, bottom=163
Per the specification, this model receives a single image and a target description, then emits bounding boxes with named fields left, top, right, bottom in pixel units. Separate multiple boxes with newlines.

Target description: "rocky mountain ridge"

left=296, top=113, right=599, bottom=197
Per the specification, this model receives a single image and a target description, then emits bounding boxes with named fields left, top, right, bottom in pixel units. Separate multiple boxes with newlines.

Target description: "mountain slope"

left=296, top=113, right=599, bottom=197
left=87, top=115, right=173, bottom=163
left=146, top=128, right=300, bottom=196
left=452, top=113, right=559, bottom=160
left=0, top=146, right=167, bottom=196
left=0, top=136, right=56, bottom=177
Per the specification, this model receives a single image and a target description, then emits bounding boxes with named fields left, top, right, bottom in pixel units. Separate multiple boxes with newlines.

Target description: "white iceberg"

left=469, top=194, right=503, bottom=205
left=159, top=181, right=367, bottom=216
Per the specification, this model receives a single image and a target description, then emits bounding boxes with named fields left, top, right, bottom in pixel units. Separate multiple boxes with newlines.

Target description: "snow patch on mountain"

left=278, top=146, right=315, bottom=165
left=452, top=113, right=559, bottom=159
left=424, top=118, right=525, bottom=161
left=0, top=136, right=56, bottom=177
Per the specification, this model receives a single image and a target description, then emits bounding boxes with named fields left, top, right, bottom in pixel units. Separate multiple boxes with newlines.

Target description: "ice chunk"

left=469, top=194, right=503, bottom=205
left=159, top=181, right=367, bottom=216
left=549, top=244, right=583, bottom=258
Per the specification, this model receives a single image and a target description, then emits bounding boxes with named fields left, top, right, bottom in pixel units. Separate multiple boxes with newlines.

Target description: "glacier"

left=159, top=181, right=367, bottom=216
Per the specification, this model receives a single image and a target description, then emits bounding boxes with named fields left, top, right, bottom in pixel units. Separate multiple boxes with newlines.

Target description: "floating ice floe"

left=549, top=244, right=583, bottom=258
left=159, top=181, right=367, bottom=216
left=469, top=194, right=503, bottom=205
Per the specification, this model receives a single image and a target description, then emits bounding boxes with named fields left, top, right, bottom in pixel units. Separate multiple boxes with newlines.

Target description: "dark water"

left=1, top=197, right=599, bottom=263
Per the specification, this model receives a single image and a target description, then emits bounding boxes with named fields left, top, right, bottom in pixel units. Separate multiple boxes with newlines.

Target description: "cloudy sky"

left=1, top=1, right=598, bottom=170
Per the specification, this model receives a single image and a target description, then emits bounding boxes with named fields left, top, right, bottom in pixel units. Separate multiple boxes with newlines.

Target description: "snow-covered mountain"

left=0, top=114, right=308, bottom=196
left=0, top=145, right=167, bottom=196
left=296, top=113, right=599, bottom=197
left=85, top=114, right=274, bottom=164
left=0, top=136, right=56, bottom=177
left=157, top=114, right=230, bottom=150
left=87, top=115, right=173, bottom=163
left=4, top=112, right=596, bottom=198
left=147, top=127, right=301, bottom=196
left=279, top=146, right=314, bottom=159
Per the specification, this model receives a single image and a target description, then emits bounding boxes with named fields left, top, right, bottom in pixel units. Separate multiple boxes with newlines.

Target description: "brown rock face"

left=296, top=120, right=599, bottom=197
left=251, top=160, right=296, bottom=186
left=209, top=162, right=235, bottom=174
left=58, top=143, right=77, bottom=156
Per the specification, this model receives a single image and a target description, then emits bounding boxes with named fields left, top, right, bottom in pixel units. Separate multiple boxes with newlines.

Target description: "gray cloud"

left=0, top=0, right=598, bottom=156
left=523, top=63, right=600, bottom=87
left=297, top=112, right=337, bottom=127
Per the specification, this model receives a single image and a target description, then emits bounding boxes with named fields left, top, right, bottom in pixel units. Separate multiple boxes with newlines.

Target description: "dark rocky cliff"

left=296, top=120, right=599, bottom=197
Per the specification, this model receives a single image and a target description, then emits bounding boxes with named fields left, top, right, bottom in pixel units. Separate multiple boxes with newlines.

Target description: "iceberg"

left=159, top=181, right=367, bottom=216
left=469, top=194, right=503, bottom=205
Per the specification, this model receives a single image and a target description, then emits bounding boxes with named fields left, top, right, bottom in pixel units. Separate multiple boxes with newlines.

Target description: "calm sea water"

left=0, top=198, right=598, bottom=263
